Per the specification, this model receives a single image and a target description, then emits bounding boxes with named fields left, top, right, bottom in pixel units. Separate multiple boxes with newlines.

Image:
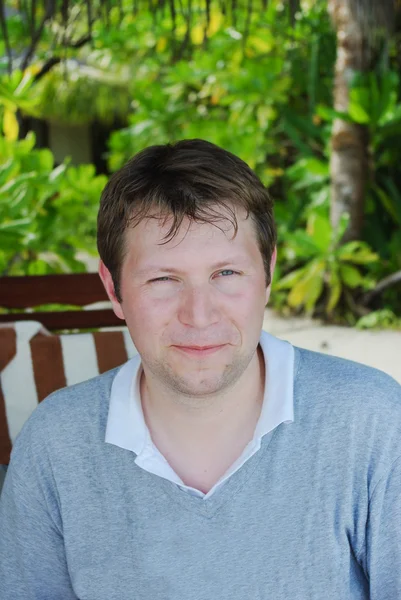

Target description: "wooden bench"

left=0, top=273, right=122, bottom=331
left=0, top=273, right=135, bottom=467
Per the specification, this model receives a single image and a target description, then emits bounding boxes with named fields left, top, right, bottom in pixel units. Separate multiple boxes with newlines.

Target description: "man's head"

left=98, top=138, right=277, bottom=398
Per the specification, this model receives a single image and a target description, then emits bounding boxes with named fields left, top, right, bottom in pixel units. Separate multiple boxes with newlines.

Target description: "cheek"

left=238, top=288, right=267, bottom=330
left=226, top=280, right=266, bottom=305
left=125, top=295, right=174, bottom=334
left=230, top=294, right=265, bottom=322
left=214, top=287, right=266, bottom=326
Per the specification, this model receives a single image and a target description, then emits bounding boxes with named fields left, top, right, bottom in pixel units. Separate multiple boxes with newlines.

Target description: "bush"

left=0, top=131, right=106, bottom=276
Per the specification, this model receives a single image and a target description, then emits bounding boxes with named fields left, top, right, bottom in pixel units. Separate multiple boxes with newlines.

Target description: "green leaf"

left=3, top=108, right=19, bottom=141
left=27, top=259, right=52, bottom=275
left=378, top=178, right=401, bottom=226
left=348, top=81, right=371, bottom=124
left=326, top=266, right=342, bottom=313
left=287, top=259, right=326, bottom=310
left=339, top=264, right=364, bottom=288
left=348, top=102, right=370, bottom=124
left=315, top=104, right=352, bottom=123
left=282, top=230, right=319, bottom=259
left=331, top=213, right=350, bottom=246
left=38, top=149, right=54, bottom=172
left=375, top=72, right=398, bottom=125
left=0, top=172, right=37, bottom=196
left=304, top=274, right=324, bottom=312
left=49, top=163, right=67, bottom=183
left=306, top=212, right=331, bottom=252
left=281, top=110, right=323, bottom=141
left=287, top=157, right=329, bottom=191
left=281, top=120, right=313, bottom=156
left=0, top=218, right=32, bottom=232
left=336, top=241, right=379, bottom=264
left=0, top=158, right=15, bottom=183
left=275, top=267, right=307, bottom=290
left=287, top=278, right=310, bottom=308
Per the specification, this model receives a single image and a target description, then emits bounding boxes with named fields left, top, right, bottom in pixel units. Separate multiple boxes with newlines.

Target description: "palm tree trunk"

left=328, top=0, right=370, bottom=243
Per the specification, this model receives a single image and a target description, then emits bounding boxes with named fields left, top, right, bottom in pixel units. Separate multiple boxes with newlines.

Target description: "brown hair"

left=97, top=139, right=277, bottom=302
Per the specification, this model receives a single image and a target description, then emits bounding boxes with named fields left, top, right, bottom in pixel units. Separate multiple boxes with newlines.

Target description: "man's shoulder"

left=11, top=366, right=122, bottom=461
left=39, top=364, right=120, bottom=417
left=294, top=345, right=401, bottom=407
left=293, top=346, right=401, bottom=483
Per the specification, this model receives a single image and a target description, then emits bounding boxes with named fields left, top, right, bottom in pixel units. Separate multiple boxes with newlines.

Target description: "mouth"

left=172, top=344, right=227, bottom=357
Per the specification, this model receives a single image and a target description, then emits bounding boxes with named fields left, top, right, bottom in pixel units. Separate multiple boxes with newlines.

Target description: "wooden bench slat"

left=0, top=309, right=123, bottom=331
left=0, top=273, right=108, bottom=308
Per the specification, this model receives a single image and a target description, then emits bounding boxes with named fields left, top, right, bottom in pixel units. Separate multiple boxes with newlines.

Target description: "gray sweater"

left=1, top=346, right=401, bottom=600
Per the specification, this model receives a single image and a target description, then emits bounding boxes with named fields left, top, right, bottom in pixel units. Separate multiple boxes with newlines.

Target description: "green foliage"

left=108, top=34, right=287, bottom=175
left=0, top=70, right=39, bottom=115
left=1, top=0, right=400, bottom=328
left=273, top=213, right=379, bottom=317
left=267, top=65, right=401, bottom=324
left=356, top=309, right=401, bottom=330
left=0, top=131, right=107, bottom=276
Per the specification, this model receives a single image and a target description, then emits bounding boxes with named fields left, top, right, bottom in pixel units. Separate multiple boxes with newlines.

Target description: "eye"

left=149, top=276, right=173, bottom=283
left=216, top=270, right=239, bottom=277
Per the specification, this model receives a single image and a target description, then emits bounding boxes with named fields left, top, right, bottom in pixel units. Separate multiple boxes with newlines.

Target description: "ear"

left=265, top=246, right=277, bottom=305
left=98, top=260, right=125, bottom=320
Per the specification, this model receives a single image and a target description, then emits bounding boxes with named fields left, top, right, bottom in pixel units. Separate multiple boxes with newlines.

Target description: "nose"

left=178, top=284, right=221, bottom=329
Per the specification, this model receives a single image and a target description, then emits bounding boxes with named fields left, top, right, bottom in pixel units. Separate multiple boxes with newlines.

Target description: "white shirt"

left=105, top=330, right=295, bottom=499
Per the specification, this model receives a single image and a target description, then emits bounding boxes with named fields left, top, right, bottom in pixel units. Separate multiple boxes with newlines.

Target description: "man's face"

left=100, top=207, right=276, bottom=398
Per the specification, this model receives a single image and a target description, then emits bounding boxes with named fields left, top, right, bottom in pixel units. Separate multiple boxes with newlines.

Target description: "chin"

left=171, top=373, right=232, bottom=397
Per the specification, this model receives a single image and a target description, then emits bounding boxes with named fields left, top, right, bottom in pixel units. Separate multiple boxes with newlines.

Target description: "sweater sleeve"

left=362, top=455, right=401, bottom=599
left=0, top=418, right=77, bottom=599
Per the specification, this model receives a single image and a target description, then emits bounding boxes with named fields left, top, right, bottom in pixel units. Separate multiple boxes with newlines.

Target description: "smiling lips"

left=172, top=344, right=227, bottom=357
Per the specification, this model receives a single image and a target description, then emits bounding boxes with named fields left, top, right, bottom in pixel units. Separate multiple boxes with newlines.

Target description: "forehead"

left=123, top=208, right=260, bottom=265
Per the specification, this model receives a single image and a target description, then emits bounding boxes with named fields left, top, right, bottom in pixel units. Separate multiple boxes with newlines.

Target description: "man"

left=0, top=139, right=400, bottom=599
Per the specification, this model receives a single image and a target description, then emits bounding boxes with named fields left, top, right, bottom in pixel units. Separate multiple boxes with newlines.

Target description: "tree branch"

left=33, top=56, right=61, bottom=82
left=361, top=269, right=401, bottom=306
left=344, top=288, right=370, bottom=318
left=33, top=34, right=92, bottom=82
left=21, top=2, right=55, bottom=72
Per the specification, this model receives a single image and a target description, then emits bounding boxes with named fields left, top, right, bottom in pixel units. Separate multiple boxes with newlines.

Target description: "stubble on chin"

left=144, top=348, right=255, bottom=402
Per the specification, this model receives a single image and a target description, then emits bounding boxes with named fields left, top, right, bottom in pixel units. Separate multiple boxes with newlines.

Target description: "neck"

left=140, top=346, right=265, bottom=451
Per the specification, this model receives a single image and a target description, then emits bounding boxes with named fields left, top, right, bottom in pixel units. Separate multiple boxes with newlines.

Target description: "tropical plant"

left=272, top=66, right=401, bottom=321
left=0, top=130, right=107, bottom=276
left=272, top=212, right=379, bottom=320
left=356, top=308, right=401, bottom=330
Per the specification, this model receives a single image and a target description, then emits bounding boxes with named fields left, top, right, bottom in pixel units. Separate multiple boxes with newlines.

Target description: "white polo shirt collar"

left=105, top=330, right=295, bottom=498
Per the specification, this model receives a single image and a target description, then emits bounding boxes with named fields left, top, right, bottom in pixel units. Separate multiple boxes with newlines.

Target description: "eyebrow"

left=136, top=257, right=249, bottom=276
